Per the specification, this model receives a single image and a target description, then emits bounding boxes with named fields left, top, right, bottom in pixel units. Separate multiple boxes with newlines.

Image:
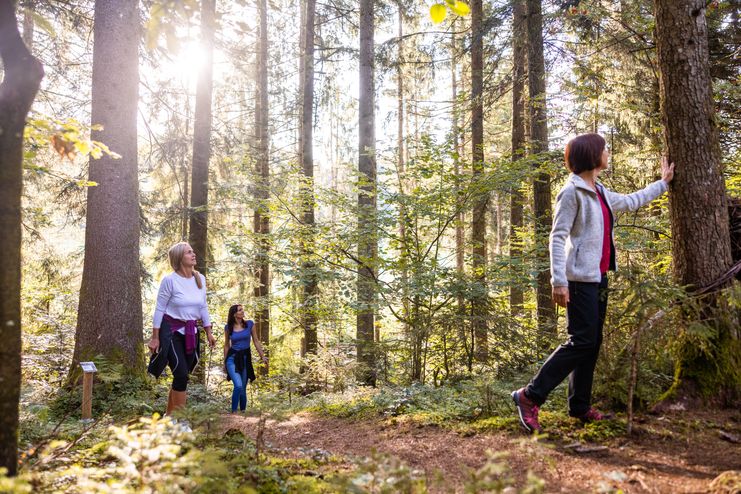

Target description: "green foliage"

left=144, top=0, right=200, bottom=51
left=25, top=415, right=215, bottom=493
left=26, top=116, right=119, bottom=170
left=23, top=412, right=342, bottom=493
left=666, top=283, right=741, bottom=401
left=464, top=451, right=544, bottom=494
left=0, top=468, right=33, bottom=494
left=16, top=5, right=740, bottom=493
left=45, top=358, right=159, bottom=422
left=283, top=375, right=549, bottom=425
left=594, top=271, right=683, bottom=409
left=336, top=452, right=427, bottom=493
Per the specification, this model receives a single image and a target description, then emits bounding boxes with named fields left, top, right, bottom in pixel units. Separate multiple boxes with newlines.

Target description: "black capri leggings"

left=168, top=332, right=197, bottom=391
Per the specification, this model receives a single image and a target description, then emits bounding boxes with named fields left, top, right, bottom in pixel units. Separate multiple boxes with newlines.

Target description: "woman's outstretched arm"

left=605, top=157, right=674, bottom=212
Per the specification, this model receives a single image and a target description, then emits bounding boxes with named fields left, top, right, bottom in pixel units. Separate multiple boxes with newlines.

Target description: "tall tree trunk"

left=22, top=1, right=33, bottom=50
left=396, top=3, right=412, bottom=357
left=526, top=0, right=555, bottom=348
left=470, top=0, right=488, bottom=363
left=189, top=0, right=216, bottom=277
left=451, top=25, right=471, bottom=370
left=654, top=0, right=737, bottom=402
left=300, top=0, right=318, bottom=357
left=510, top=0, right=527, bottom=318
left=254, top=0, right=271, bottom=374
left=492, top=192, right=503, bottom=257
left=0, top=0, right=43, bottom=475
left=452, top=29, right=463, bottom=285
left=181, top=102, right=190, bottom=240
left=72, top=0, right=142, bottom=376
left=357, top=0, right=377, bottom=386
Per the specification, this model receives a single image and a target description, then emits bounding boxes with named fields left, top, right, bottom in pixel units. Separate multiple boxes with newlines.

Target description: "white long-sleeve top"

left=152, top=272, right=212, bottom=329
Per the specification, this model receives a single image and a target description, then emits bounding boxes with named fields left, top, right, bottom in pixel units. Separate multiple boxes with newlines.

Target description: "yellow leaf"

left=430, top=3, right=447, bottom=24
left=74, top=140, right=90, bottom=156
left=450, top=1, right=470, bottom=16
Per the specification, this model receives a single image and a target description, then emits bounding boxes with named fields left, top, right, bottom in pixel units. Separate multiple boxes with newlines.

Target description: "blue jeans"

left=225, top=354, right=248, bottom=411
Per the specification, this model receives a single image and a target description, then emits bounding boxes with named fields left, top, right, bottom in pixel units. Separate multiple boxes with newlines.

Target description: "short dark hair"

left=564, top=133, right=606, bottom=173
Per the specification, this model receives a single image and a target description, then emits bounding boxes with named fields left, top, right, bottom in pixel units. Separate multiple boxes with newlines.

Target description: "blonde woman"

left=147, top=242, right=216, bottom=415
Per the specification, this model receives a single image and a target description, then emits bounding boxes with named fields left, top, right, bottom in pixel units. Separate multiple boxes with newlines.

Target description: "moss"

left=660, top=343, right=741, bottom=406
left=285, top=476, right=335, bottom=493
left=468, top=416, right=520, bottom=433
left=575, top=419, right=626, bottom=442
left=662, top=292, right=741, bottom=406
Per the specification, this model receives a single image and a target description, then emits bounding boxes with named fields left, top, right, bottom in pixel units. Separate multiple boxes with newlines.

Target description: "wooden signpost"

left=80, top=361, right=97, bottom=420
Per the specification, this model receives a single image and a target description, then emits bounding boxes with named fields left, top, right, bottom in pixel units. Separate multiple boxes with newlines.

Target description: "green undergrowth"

left=6, top=411, right=547, bottom=494
left=287, top=374, right=541, bottom=423
left=9, top=373, right=629, bottom=492
left=263, top=374, right=628, bottom=446
left=10, top=413, right=342, bottom=493
left=463, top=410, right=625, bottom=444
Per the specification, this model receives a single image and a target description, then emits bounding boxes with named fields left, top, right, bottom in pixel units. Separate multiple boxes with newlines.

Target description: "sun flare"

left=159, top=41, right=209, bottom=86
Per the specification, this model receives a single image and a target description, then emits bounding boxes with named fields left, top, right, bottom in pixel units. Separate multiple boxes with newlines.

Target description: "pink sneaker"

left=511, top=388, right=542, bottom=433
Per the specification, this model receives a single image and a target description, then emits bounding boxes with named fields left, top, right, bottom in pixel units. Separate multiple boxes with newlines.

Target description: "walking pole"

left=205, top=343, right=213, bottom=391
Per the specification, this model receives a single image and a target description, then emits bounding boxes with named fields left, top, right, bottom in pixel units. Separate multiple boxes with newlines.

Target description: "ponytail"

left=193, top=270, right=203, bottom=289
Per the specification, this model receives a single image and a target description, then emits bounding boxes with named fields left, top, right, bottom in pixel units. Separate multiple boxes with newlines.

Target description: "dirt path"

left=221, top=411, right=741, bottom=493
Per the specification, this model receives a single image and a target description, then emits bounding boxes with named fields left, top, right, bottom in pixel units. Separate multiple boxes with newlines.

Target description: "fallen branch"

left=563, top=442, right=609, bottom=454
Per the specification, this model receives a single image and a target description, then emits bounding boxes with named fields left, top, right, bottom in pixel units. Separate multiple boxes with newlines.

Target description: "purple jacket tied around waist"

left=163, top=314, right=198, bottom=355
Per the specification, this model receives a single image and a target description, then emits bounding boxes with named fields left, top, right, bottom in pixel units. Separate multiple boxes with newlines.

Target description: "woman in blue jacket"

left=224, top=304, right=267, bottom=412
left=512, top=133, right=674, bottom=433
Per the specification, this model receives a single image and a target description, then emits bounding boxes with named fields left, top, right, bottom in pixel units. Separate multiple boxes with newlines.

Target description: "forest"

left=0, top=0, right=739, bottom=492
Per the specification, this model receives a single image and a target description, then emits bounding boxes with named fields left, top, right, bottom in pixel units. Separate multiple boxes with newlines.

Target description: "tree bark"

left=0, top=0, right=43, bottom=475
left=300, top=0, right=318, bottom=357
left=654, top=0, right=737, bottom=402
left=180, top=102, right=190, bottom=240
left=396, top=3, right=411, bottom=351
left=451, top=25, right=471, bottom=370
left=357, top=0, right=377, bottom=386
left=189, top=0, right=216, bottom=277
left=526, top=0, right=555, bottom=348
left=254, top=0, right=271, bottom=375
left=72, top=0, right=142, bottom=376
left=22, top=1, right=33, bottom=50
left=470, top=0, right=488, bottom=363
left=510, top=0, right=527, bottom=318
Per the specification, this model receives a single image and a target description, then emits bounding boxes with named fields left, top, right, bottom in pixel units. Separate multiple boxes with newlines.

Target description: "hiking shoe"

left=171, top=419, right=193, bottom=433
left=572, top=408, right=612, bottom=423
left=511, top=388, right=541, bottom=433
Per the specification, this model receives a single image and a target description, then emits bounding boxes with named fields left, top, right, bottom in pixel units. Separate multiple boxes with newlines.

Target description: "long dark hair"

left=225, top=304, right=243, bottom=338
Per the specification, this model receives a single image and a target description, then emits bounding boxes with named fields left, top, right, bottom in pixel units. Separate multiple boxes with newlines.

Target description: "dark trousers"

left=526, top=275, right=608, bottom=416
left=169, top=332, right=197, bottom=391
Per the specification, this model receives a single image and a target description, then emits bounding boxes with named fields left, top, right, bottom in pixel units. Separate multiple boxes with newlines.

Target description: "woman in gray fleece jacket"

left=512, top=133, right=674, bottom=433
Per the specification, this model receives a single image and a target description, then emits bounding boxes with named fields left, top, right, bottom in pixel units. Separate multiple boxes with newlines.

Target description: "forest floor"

left=221, top=409, right=741, bottom=493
